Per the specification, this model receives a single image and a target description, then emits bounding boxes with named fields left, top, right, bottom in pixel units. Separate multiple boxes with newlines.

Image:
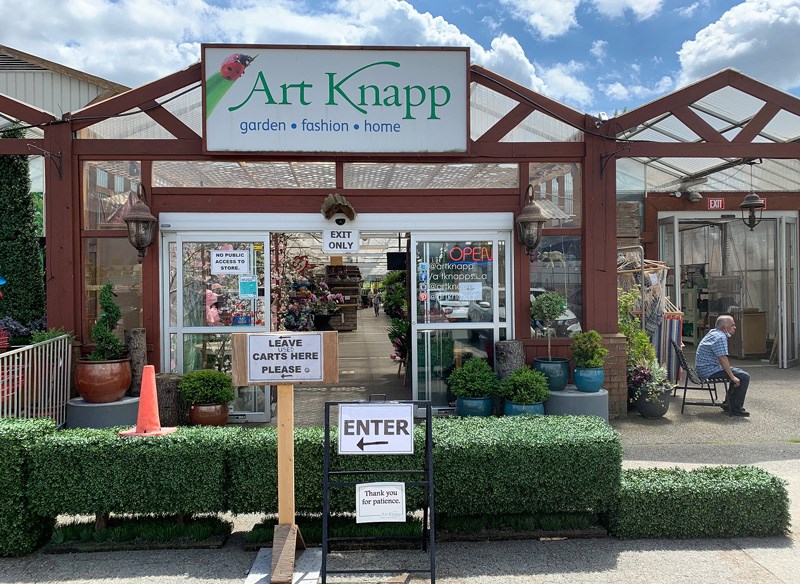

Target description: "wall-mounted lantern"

left=123, top=184, right=157, bottom=263
left=515, top=184, right=549, bottom=255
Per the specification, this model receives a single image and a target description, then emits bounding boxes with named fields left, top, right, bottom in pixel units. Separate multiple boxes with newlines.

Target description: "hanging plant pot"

left=533, top=357, right=569, bottom=392
left=75, top=358, right=132, bottom=403
left=574, top=367, right=605, bottom=392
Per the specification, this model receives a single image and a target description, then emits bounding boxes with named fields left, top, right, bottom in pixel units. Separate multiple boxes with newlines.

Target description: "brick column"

left=602, top=333, right=628, bottom=417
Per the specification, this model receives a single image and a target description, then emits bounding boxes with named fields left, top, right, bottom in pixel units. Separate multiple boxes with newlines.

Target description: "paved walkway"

left=0, top=315, right=798, bottom=582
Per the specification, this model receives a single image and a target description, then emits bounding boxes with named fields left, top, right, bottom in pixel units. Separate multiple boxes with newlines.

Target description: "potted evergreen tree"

left=499, top=365, right=550, bottom=415
left=179, top=369, right=235, bottom=426
left=570, top=330, right=608, bottom=392
left=447, top=357, right=500, bottom=417
left=75, top=283, right=131, bottom=403
left=530, top=291, right=570, bottom=391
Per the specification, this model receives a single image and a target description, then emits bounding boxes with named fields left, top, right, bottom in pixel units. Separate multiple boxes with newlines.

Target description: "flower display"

left=310, top=281, right=345, bottom=315
left=628, top=359, right=674, bottom=405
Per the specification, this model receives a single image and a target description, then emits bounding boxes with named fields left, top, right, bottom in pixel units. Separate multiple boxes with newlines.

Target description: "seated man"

left=695, top=314, right=751, bottom=417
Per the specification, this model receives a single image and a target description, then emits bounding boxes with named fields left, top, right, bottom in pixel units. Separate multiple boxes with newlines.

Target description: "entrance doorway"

left=658, top=211, right=799, bottom=368
left=159, top=212, right=515, bottom=420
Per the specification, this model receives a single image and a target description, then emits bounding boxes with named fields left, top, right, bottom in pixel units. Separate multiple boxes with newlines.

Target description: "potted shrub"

left=447, top=357, right=500, bottom=417
left=530, top=291, right=570, bottom=392
left=75, top=283, right=132, bottom=403
left=499, top=365, right=550, bottom=415
left=570, top=330, right=608, bottom=392
left=179, top=369, right=235, bottom=426
left=628, top=359, right=674, bottom=418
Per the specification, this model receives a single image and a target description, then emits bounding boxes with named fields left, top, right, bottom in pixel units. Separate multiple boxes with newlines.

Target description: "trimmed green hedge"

left=27, top=427, right=229, bottom=516
left=608, top=466, right=791, bottom=539
left=0, top=418, right=57, bottom=556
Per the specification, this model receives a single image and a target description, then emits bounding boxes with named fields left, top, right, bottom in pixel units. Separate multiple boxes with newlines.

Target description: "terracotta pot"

left=189, top=403, right=229, bottom=426
left=75, top=358, right=132, bottom=403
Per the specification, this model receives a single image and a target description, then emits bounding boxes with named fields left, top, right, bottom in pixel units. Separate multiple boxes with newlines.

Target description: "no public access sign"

left=338, top=403, right=415, bottom=455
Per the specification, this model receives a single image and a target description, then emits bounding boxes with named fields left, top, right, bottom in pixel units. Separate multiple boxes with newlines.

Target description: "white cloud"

left=600, top=75, right=673, bottom=101
left=676, top=1, right=709, bottom=18
left=590, top=40, right=608, bottom=60
left=590, top=0, right=663, bottom=20
left=498, top=0, right=581, bottom=39
left=678, top=0, right=800, bottom=89
left=539, top=61, right=594, bottom=106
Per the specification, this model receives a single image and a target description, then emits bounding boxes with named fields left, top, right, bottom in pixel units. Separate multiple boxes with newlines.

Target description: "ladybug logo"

left=220, top=53, right=256, bottom=81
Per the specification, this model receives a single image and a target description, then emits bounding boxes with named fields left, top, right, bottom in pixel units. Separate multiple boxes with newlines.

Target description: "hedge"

left=27, top=427, right=229, bottom=516
left=0, top=418, right=58, bottom=556
left=608, top=466, right=791, bottom=539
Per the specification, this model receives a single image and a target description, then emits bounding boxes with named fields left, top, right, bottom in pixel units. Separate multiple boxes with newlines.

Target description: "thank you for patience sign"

left=247, top=332, right=323, bottom=382
left=356, top=482, right=406, bottom=523
left=211, top=250, right=250, bottom=274
left=338, top=403, right=414, bottom=455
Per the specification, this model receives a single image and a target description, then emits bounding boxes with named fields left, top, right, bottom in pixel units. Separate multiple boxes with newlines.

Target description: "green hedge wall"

left=27, top=427, right=229, bottom=516
left=608, top=466, right=791, bottom=539
left=0, top=418, right=57, bottom=556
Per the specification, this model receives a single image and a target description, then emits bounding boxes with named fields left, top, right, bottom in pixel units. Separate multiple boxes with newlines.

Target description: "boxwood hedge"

left=0, top=418, right=57, bottom=556
left=608, top=466, right=791, bottom=539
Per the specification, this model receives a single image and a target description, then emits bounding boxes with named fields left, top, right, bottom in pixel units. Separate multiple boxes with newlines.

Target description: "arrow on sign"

left=357, top=438, right=390, bottom=451
left=281, top=373, right=294, bottom=378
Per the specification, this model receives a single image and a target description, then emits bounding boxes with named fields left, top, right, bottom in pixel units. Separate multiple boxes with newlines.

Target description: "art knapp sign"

left=202, top=45, right=468, bottom=153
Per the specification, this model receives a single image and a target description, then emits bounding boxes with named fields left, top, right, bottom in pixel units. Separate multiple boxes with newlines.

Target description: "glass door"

left=162, top=233, right=272, bottom=422
left=658, top=215, right=679, bottom=309
left=778, top=216, right=799, bottom=368
left=410, top=232, right=511, bottom=409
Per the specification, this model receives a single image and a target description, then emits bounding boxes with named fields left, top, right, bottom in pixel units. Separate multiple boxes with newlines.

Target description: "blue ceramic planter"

left=456, top=396, right=493, bottom=417
left=533, top=357, right=569, bottom=392
left=574, top=367, right=604, bottom=392
left=503, top=401, right=544, bottom=416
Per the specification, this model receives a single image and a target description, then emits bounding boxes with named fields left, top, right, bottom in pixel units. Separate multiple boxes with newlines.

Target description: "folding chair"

left=670, top=339, right=730, bottom=415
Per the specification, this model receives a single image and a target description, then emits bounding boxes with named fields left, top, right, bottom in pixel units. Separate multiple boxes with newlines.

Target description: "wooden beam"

left=277, top=382, right=296, bottom=525
left=477, top=102, right=534, bottom=143
left=672, top=105, right=727, bottom=143
left=622, top=141, right=800, bottom=158
left=732, top=102, right=780, bottom=144
left=140, top=101, right=199, bottom=140
left=471, top=141, right=584, bottom=159
left=0, top=138, right=43, bottom=154
left=0, top=93, right=57, bottom=126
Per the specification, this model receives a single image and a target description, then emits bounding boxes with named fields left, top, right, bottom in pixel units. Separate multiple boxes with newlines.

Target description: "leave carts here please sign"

left=247, top=332, right=323, bottom=382
left=338, top=403, right=414, bottom=455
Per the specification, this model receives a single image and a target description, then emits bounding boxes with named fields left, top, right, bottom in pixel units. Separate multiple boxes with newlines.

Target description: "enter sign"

left=338, top=403, right=415, bottom=455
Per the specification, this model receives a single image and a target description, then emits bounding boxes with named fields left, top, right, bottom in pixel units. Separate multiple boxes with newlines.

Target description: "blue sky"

left=2, top=0, right=799, bottom=117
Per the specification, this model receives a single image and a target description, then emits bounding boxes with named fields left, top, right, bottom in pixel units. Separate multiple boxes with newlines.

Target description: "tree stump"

left=495, top=340, right=525, bottom=379
left=124, top=328, right=147, bottom=396
left=156, top=373, right=188, bottom=426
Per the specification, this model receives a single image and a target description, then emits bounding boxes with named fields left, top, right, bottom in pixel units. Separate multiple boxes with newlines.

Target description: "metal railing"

left=0, top=334, right=73, bottom=426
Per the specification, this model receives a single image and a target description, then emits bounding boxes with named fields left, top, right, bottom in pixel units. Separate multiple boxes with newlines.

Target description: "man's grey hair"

left=715, top=314, right=734, bottom=329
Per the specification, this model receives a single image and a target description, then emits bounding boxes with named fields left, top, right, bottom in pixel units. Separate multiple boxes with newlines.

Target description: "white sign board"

left=211, top=250, right=250, bottom=274
left=323, top=229, right=360, bottom=253
left=338, top=403, right=414, bottom=455
left=356, top=482, right=406, bottom=523
left=459, top=281, right=483, bottom=301
left=202, top=45, right=468, bottom=153
left=247, top=333, right=323, bottom=383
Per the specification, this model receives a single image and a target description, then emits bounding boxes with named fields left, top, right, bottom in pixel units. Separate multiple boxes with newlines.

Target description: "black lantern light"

left=123, top=184, right=157, bottom=263
left=740, top=162, right=765, bottom=231
left=516, top=184, right=549, bottom=255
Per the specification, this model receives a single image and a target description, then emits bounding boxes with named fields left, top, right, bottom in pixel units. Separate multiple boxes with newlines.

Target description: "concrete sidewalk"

left=1, top=332, right=798, bottom=583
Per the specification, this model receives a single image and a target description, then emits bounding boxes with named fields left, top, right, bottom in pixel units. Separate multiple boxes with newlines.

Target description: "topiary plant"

left=447, top=357, right=500, bottom=399
left=530, top=291, right=567, bottom=360
left=179, top=369, right=235, bottom=405
left=87, top=284, right=125, bottom=361
left=571, top=330, right=608, bottom=369
left=499, top=365, right=550, bottom=405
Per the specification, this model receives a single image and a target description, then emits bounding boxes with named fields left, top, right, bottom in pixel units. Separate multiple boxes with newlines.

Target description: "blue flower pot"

left=533, top=357, right=569, bottom=392
left=574, top=367, right=604, bottom=392
left=503, top=400, right=544, bottom=416
left=456, top=396, right=493, bottom=417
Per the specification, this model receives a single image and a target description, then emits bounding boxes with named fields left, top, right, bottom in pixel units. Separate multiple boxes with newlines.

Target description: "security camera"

left=332, top=212, right=348, bottom=226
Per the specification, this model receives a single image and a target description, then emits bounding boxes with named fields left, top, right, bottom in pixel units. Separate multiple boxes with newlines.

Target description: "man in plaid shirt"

left=695, top=314, right=751, bottom=417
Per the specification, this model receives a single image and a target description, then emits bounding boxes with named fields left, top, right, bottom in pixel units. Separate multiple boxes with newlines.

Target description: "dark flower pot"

left=313, top=313, right=334, bottom=330
left=574, top=367, right=604, bottom=392
left=455, top=396, right=493, bottom=417
left=533, top=357, right=569, bottom=392
left=503, top=400, right=544, bottom=416
left=75, top=358, right=132, bottom=403
left=634, top=388, right=672, bottom=418
left=189, top=403, right=229, bottom=426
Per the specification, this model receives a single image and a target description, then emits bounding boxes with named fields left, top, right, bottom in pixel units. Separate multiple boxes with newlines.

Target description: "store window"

left=529, top=163, right=582, bottom=228
left=82, top=238, right=142, bottom=343
left=529, top=235, right=582, bottom=338
left=82, top=161, right=141, bottom=230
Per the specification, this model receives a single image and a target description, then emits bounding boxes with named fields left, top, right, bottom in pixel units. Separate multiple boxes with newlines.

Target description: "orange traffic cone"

left=119, top=365, right=177, bottom=437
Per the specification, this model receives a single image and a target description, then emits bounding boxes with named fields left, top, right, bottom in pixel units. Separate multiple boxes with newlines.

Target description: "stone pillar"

left=495, top=340, right=525, bottom=379
left=125, top=328, right=147, bottom=396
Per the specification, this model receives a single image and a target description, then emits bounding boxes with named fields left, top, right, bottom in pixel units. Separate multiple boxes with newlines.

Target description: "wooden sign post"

left=232, top=331, right=339, bottom=584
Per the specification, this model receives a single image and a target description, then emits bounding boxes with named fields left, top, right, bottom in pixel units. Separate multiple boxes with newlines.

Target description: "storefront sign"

left=338, top=403, right=414, bottom=455
left=356, top=482, right=406, bottom=523
left=247, top=332, right=323, bottom=382
left=323, top=229, right=360, bottom=253
left=211, top=250, right=250, bottom=274
left=202, top=45, right=468, bottom=153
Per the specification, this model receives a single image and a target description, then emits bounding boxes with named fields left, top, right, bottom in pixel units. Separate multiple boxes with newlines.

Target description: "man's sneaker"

left=720, top=402, right=730, bottom=412
left=730, top=408, right=750, bottom=417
